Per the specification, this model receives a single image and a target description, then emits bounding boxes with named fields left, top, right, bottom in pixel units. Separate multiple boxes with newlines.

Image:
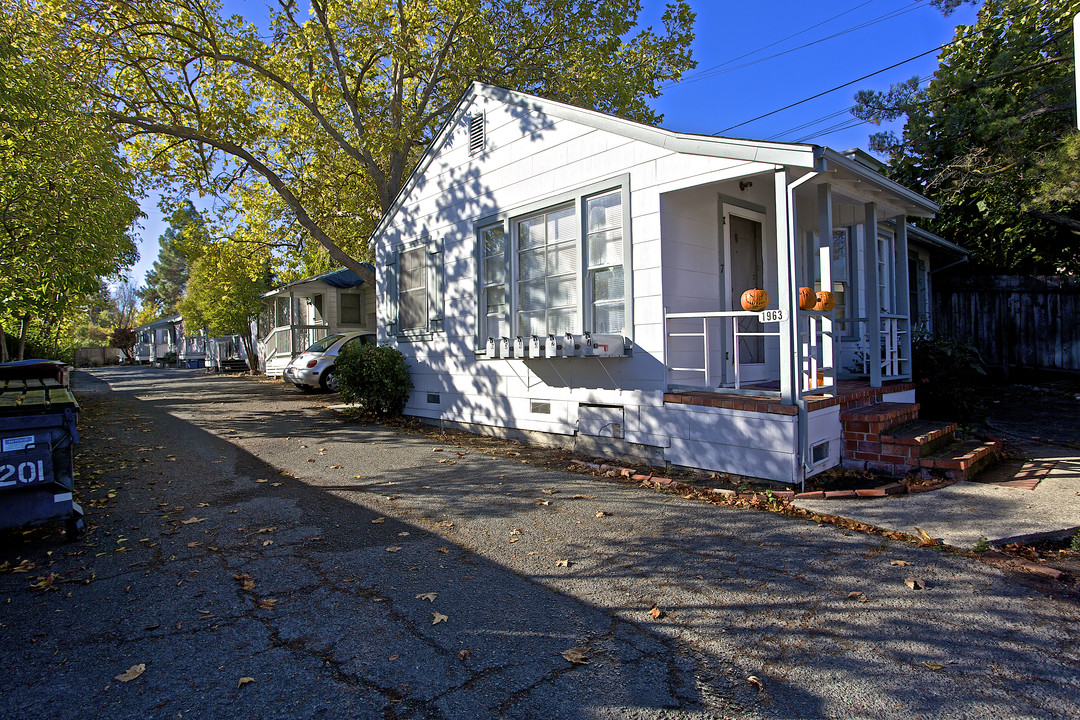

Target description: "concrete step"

left=918, top=438, right=1004, bottom=481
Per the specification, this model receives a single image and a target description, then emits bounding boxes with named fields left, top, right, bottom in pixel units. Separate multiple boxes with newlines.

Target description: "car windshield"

left=304, top=334, right=345, bottom=354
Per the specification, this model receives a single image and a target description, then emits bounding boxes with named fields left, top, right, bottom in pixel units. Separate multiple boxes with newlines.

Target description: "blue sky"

left=127, top=0, right=982, bottom=286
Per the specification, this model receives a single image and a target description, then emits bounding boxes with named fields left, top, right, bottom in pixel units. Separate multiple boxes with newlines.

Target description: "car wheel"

left=321, top=367, right=339, bottom=392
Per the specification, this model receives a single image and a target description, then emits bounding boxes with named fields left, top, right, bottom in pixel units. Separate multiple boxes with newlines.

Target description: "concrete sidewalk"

left=794, top=442, right=1080, bottom=548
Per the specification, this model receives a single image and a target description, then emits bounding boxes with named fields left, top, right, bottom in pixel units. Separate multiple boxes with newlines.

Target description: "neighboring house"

left=370, top=82, right=979, bottom=485
left=133, top=315, right=181, bottom=365
left=258, top=266, right=377, bottom=376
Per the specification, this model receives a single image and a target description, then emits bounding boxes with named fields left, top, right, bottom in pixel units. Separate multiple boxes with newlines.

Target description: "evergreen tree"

left=140, top=202, right=199, bottom=315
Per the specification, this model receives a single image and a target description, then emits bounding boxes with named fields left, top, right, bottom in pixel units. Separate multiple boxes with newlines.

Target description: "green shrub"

left=336, top=342, right=412, bottom=416
left=911, top=330, right=986, bottom=421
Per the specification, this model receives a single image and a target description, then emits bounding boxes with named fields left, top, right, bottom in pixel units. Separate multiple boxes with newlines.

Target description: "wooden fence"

left=933, top=275, right=1080, bottom=374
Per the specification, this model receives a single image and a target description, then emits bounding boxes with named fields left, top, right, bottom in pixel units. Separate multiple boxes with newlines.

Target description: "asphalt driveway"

left=1, top=366, right=1077, bottom=719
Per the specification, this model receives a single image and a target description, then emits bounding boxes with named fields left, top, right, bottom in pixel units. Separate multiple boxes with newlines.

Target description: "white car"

left=283, top=332, right=376, bottom=392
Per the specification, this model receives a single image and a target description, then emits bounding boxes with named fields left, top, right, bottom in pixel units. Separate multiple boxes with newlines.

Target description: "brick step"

left=917, top=438, right=1004, bottom=481
left=841, top=402, right=920, bottom=438
left=879, top=419, right=958, bottom=458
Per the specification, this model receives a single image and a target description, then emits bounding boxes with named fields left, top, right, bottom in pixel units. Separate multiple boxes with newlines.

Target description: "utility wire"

left=667, top=0, right=928, bottom=88
left=667, top=0, right=880, bottom=87
left=714, top=46, right=942, bottom=135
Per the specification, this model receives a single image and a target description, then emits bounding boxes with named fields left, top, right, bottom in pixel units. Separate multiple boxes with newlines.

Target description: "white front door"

left=723, top=206, right=768, bottom=385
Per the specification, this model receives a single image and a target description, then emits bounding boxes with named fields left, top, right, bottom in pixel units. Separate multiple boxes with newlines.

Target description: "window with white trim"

left=477, top=182, right=629, bottom=347
left=585, top=190, right=625, bottom=334
left=388, top=239, right=443, bottom=337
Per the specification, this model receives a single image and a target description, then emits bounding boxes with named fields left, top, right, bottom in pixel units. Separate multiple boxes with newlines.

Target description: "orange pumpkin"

left=798, top=287, right=817, bottom=311
left=814, top=290, right=837, bottom=312
left=740, top=288, right=769, bottom=312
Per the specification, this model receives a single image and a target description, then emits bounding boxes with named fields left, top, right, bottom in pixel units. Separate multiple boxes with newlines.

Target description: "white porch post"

left=289, top=291, right=296, bottom=357
left=863, top=202, right=881, bottom=387
left=776, top=168, right=799, bottom=405
left=818, top=184, right=835, bottom=387
left=894, top=216, right=912, bottom=377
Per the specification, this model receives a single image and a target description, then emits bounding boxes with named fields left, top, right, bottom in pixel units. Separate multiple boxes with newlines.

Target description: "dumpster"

left=0, top=360, right=84, bottom=540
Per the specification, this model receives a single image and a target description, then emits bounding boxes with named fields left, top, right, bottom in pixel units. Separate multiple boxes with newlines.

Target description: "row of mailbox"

left=485, top=333, right=628, bottom=359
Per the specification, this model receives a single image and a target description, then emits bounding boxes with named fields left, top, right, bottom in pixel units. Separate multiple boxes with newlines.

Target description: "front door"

left=723, top=207, right=767, bottom=384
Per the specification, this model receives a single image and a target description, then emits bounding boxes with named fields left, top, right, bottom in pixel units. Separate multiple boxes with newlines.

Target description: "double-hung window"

left=517, top=204, right=578, bottom=337
left=477, top=180, right=629, bottom=349
left=388, top=239, right=443, bottom=337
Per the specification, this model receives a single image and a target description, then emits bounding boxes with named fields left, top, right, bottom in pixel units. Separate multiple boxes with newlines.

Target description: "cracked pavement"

left=1, top=366, right=1078, bottom=719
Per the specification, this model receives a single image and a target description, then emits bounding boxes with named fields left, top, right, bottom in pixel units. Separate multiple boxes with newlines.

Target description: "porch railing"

left=663, top=309, right=781, bottom=392
left=836, top=314, right=911, bottom=382
left=798, top=311, right=836, bottom=397
left=664, top=308, right=838, bottom=398
left=261, top=324, right=328, bottom=360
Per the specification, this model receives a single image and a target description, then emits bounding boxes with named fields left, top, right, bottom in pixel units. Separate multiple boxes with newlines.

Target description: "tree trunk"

left=242, top=328, right=260, bottom=374
left=17, top=315, right=29, bottom=360
left=0, top=324, right=8, bottom=363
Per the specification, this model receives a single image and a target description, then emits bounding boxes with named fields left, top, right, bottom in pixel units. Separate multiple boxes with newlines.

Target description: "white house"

left=370, top=83, right=985, bottom=486
left=133, top=315, right=181, bottom=365
left=258, top=266, right=377, bottom=376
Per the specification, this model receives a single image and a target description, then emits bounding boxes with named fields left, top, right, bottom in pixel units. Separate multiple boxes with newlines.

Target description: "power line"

left=666, top=0, right=928, bottom=89
left=713, top=46, right=942, bottom=135
left=668, top=0, right=880, bottom=87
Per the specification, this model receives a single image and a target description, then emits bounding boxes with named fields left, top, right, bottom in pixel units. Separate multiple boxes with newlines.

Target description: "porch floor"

left=663, top=379, right=917, bottom=416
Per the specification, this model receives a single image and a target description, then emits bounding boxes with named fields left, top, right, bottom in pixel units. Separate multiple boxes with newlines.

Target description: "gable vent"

left=468, top=113, right=485, bottom=156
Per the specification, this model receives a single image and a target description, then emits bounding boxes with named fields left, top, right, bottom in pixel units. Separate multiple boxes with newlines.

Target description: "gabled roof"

left=261, top=265, right=373, bottom=298
left=369, top=82, right=939, bottom=247
left=134, top=314, right=182, bottom=332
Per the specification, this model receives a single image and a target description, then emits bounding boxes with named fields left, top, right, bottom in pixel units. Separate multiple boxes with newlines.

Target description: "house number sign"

left=758, top=309, right=787, bottom=323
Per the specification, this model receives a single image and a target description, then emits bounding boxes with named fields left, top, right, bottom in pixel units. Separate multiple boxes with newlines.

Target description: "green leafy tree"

left=51, top=0, right=695, bottom=280
left=140, top=202, right=201, bottom=316
left=0, top=5, right=140, bottom=361
left=853, top=0, right=1079, bottom=274
left=177, top=236, right=269, bottom=370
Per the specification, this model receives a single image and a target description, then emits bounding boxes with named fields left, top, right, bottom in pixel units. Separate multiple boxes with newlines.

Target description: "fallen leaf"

left=648, top=606, right=664, bottom=619
left=595, top=511, right=609, bottom=518
left=890, top=560, right=911, bottom=566
left=257, top=598, right=277, bottom=609
left=561, top=647, right=589, bottom=665
left=432, top=611, right=448, bottom=625
left=921, top=661, right=943, bottom=671
left=847, top=591, right=868, bottom=602
left=388, top=654, right=399, bottom=661
left=536, top=500, right=551, bottom=506
left=262, top=540, right=273, bottom=547
left=541, top=489, right=558, bottom=495
left=508, top=538, right=519, bottom=543
left=572, top=494, right=596, bottom=500
left=237, top=677, right=255, bottom=688
left=913, top=527, right=939, bottom=547
left=255, top=479, right=268, bottom=483
left=905, top=577, right=926, bottom=590
left=415, top=592, right=438, bottom=602
left=181, top=517, right=207, bottom=525
left=747, top=675, right=764, bottom=691
left=457, top=649, right=471, bottom=660
left=386, top=546, right=403, bottom=553
left=329, top=464, right=343, bottom=469
left=555, top=559, right=571, bottom=568
left=371, top=517, right=386, bottom=524
left=435, top=521, right=454, bottom=528
left=398, top=532, right=410, bottom=537
left=115, top=664, right=145, bottom=682
left=437, top=547, right=449, bottom=554
left=257, top=527, right=276, bottom=533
